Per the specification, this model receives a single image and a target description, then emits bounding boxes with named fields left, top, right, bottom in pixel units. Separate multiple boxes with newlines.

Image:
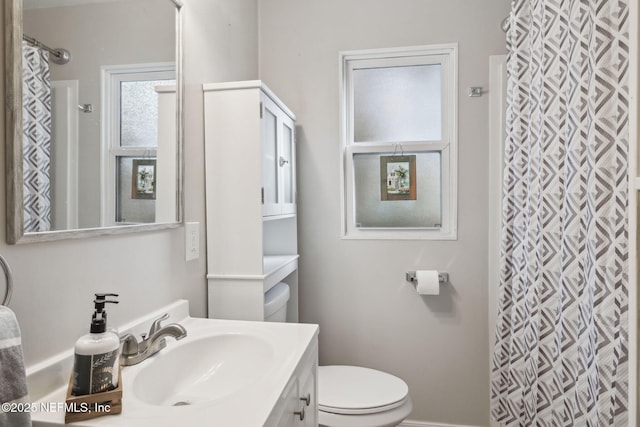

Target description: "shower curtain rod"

left=22, top=34, right=70, bottom=64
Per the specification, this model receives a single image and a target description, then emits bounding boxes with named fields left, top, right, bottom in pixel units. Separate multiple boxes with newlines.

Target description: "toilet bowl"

left=318, top=365, right=412, bottom=427
left=264, top=282, right=290, bottom=322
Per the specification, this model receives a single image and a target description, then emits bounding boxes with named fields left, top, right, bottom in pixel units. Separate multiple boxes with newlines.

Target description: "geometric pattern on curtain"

left=22, top=40, right=52, bottom=233
left=490, top=0, right=629, bottom=425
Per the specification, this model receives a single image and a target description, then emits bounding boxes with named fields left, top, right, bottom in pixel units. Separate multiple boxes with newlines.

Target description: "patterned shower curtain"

left=490, top=0, right=629, bottom=425
left=22, top=41, right=52, bottom=232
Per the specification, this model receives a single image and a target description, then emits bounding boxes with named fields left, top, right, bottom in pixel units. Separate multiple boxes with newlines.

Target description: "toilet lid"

left=318, top=365, right=409, bottom=415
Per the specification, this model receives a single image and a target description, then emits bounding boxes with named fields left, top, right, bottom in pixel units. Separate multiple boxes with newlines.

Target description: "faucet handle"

left=148, top=313, right=170, bottom=336
left=120, top=333, right=139, bottom=356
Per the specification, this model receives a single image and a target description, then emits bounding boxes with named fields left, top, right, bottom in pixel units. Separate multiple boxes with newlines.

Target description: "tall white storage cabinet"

left=203, top=81, right=299, bottom=321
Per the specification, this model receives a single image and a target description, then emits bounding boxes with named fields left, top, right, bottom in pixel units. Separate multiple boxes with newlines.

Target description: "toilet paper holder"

left=405, top=271, right=449, bottom=285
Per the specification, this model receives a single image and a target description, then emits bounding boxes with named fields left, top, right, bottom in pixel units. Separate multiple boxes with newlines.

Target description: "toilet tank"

left=264, top=282, right=290, bottom=322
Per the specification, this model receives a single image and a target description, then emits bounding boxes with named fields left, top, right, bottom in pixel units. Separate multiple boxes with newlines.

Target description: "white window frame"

left=100, top=62, right=175, bottom=226
left=339, top=44, right=458, bottom=240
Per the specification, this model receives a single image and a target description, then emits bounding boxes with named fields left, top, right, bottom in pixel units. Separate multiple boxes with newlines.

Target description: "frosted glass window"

left=353, top=152, right=441, bottom=228
left=120, top=79, right=175, bottom=147
left=340, top=44, right=457, bottom=239
left=104, top=64, right=175, bottom=227
left=353, top=65, right=441, bottom=143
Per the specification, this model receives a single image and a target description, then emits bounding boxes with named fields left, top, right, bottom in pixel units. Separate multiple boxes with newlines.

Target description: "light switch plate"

left=185, top=222, right=200, bottom=261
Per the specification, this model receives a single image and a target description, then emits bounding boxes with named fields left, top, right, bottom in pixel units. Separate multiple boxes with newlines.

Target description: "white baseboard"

left=399, top=420, right=484, bottom=427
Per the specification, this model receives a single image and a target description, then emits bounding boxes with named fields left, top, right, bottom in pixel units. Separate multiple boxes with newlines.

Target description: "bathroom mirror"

left=5, top=0, right=184, bottom=244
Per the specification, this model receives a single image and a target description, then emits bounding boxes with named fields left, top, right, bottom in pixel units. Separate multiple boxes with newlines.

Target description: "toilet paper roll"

left=416, top=270, right=440, bottom=295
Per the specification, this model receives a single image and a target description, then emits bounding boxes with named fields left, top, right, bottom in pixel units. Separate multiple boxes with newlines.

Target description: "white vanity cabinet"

left=265, top=339, right=318, bottom=427
left=299, top=359, right=318, bottom=427
left=203, top=81, right=299, bottom=321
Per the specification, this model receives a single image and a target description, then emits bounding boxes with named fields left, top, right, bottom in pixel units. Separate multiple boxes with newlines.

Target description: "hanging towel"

left=0, top=306, right=31, bottom=427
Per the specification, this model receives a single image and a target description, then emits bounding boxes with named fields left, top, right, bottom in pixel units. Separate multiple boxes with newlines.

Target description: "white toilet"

left=318, top=365, right=412, bottom=427
left=264, top=282, right=290, bottom=322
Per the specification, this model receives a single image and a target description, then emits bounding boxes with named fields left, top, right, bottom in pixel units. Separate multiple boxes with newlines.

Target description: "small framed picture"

left=131, top=159, right=156, bottom=200
left=380, top=155, right=417, bottom=201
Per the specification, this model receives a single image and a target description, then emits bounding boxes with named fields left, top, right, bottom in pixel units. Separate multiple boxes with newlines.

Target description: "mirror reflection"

left=12, top=0, right=180, bottom=241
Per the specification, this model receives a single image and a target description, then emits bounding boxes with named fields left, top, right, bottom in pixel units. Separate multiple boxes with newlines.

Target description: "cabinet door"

left=299, top=361, right=317, bottom=427
left=262, top=96, right=281, bottom=217
left=280, top=115, right=296, bottom=215
left=262, top=93, right=297, bottom=218
left=275, top=376, right=299, bottom=427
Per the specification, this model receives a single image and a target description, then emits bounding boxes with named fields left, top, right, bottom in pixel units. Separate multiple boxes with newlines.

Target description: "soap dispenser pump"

left=71, top=293, right=120, bottom=396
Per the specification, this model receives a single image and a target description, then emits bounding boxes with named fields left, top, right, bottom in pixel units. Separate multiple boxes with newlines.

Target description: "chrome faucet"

left=120, top=313, right=187, bottom=366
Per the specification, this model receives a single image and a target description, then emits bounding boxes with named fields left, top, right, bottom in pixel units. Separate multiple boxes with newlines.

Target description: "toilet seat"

left=318, top=366, right=409, bottom=416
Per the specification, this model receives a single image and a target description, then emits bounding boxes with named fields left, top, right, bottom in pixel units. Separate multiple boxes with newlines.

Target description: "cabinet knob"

left=279, top=156, right=289, bottom=167
left=300, top=393, right=310, bottom=406
left=294, top=407, right=305, bottom=421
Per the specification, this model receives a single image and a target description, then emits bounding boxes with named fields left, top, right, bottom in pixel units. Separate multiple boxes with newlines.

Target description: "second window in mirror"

left=101, top=64, right=176, bottom=226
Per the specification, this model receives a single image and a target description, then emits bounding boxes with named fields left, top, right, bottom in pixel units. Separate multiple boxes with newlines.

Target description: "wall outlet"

left=185, top=222, right=200, bottom=261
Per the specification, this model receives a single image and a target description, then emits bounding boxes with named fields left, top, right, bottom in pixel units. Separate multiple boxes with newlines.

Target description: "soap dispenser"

left=71, top=293, right=120, bottom=396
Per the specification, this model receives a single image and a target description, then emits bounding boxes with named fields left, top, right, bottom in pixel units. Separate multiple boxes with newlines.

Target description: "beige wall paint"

left=259, top=0, right=509, bottom=424
left=0, top=0, right=258, bottom=367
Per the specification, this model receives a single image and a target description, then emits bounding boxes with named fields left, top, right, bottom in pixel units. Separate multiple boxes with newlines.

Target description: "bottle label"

left=72, top=349, right=119, bottom=396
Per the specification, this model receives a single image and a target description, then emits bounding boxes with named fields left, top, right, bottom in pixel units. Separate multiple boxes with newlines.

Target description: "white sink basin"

left=131, top=332, right=276, bottom=406
left=28, top=301, right=319, bottom=427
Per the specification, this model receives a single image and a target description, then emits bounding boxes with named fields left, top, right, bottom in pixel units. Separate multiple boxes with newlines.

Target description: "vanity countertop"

left=27, top=301, right=319, bottom=427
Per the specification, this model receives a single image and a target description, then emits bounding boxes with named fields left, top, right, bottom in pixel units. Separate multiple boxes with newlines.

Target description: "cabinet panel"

left=262, top=100, right=281, bottom=216
left=299, top=360, right=317, bottom=427
left=261, top=92, right=297, bottom=218
left=266, top=339, right=318, bottom=427
left=281, top=116, right=296, bottom=214
left=204, top=81, right=299, bottom=322
left=278, top=376, right=299, bottom=427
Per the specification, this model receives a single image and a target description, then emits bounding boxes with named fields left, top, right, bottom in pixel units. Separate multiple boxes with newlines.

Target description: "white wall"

left=0, top=0, right=258, bottom=367
left=259, top=1, right=509, bottom=424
